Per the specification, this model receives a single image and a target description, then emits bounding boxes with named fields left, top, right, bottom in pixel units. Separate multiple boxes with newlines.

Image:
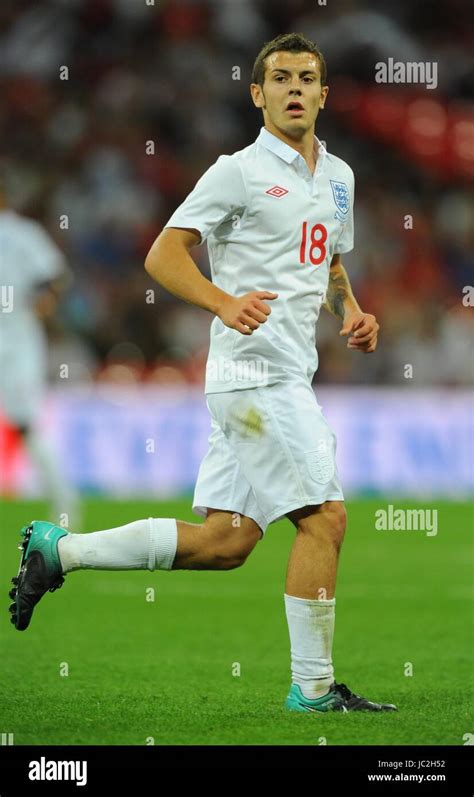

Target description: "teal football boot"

left=8, top=521, right=70, bottom=631
left=285, top=682, right=397, bottom=712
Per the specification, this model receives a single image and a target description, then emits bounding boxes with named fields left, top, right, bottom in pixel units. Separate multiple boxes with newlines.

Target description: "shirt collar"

left=256, top=126, right=327, bottom=168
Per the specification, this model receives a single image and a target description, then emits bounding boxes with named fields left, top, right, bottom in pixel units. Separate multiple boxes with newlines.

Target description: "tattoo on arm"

left=325, top=264, right=351, bottom=320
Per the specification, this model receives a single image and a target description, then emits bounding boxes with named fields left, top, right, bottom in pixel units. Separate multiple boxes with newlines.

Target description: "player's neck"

left=263, top=124, right=317, bottom=173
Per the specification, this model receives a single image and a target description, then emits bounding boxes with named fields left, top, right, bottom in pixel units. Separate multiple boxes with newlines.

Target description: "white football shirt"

left=164, top=126, right=354, bottom=393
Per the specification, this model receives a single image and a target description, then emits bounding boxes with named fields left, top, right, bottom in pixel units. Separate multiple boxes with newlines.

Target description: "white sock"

left=284, top=593, right=336, bottom=699
left=57, top=518, right=177, bottom=573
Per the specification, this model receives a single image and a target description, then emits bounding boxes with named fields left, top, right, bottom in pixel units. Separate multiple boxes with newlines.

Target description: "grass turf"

left=0, top=498, right=472, bottom=746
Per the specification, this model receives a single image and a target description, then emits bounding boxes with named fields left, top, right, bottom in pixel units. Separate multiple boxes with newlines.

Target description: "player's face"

left=251, top=51, right=328, bottom=138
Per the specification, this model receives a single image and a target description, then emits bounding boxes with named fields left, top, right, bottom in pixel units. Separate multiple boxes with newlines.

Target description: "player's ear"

left=319, top=84, right=329, bottom=110
left=250, top=83, right=265, bottom=109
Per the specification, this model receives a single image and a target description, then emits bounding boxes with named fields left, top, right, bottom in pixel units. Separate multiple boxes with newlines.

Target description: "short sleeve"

left=333, top=168, right=355, bottom=255
left=163, top=155, right=247, bottom=244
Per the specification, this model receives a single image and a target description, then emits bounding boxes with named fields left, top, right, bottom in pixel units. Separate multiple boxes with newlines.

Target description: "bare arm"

left=323, top=254, right=361, bottom=320
left=144, top=227, right=278, bottom=335
left=323, top=254, right=379, bottom=353
left=144, top=227, right=228, bottom=314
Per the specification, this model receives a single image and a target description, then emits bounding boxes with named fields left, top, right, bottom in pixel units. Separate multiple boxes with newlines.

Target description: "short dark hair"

left=252, top=32, right=327, bottom=87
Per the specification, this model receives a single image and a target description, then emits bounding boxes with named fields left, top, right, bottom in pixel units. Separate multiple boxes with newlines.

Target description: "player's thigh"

left=193, top=416, right=268, bottom=537
left=287, top=500, right=347, bottom=545
left=204, top=508, right=262, bottom=559
left=207, top=382, right=343, bottom=525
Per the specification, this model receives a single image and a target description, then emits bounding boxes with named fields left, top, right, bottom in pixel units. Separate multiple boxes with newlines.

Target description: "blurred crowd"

left=1, top=0, right=473, bottom=386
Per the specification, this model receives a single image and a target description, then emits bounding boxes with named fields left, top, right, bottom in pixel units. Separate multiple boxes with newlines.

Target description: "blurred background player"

left=0, top=184, right=81, bottom=530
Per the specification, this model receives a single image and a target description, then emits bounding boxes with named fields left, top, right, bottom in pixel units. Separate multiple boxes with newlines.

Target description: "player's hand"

left=217, top=291, right=278, bottom=335
left=339, top=311, right=379, bottom=353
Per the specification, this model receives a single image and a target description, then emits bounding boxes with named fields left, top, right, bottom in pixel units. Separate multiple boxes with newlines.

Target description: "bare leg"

left=285, top=501, right=346, bottom=599
left=283, top=501, right=347, bottom=698
left=173, top=509, right=262, bottom=570
left=57, top=510, right=262, bottom=574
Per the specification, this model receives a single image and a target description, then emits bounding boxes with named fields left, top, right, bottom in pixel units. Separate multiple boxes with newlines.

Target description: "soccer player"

left=0, top=188, right=81, bottom=530
left=9, top=33, right=396, bottom=713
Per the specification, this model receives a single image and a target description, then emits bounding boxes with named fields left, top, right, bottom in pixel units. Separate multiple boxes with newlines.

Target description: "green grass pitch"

left=0, top=498, right=472, bottom=745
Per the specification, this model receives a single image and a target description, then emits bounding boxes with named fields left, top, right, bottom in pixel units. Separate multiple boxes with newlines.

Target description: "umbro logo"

left=265, top=185, right=288, bottom=197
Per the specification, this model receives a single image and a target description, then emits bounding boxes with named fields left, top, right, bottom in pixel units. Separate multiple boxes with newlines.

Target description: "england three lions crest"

left=330, top=180, right=350, bottom=222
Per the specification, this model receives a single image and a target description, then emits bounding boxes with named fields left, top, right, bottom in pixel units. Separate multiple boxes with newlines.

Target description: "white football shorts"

left=192, top=380, right=344, bottom=536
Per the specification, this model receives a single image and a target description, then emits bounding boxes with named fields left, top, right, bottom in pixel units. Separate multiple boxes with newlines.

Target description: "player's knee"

left=329, top=502, right=347, bottom=549
left=214, top=533, right=259, bottom=569
left=205, top=517, right=260, bottom=570
left=327, top=501, right=347, bottom=534
left=297, top=501, right=346, bottom=549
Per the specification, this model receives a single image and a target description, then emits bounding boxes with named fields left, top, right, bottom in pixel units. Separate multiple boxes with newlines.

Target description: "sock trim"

left=148, top=518, right=178, bottom=571
left=284, top=593, right=336, bottom=606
